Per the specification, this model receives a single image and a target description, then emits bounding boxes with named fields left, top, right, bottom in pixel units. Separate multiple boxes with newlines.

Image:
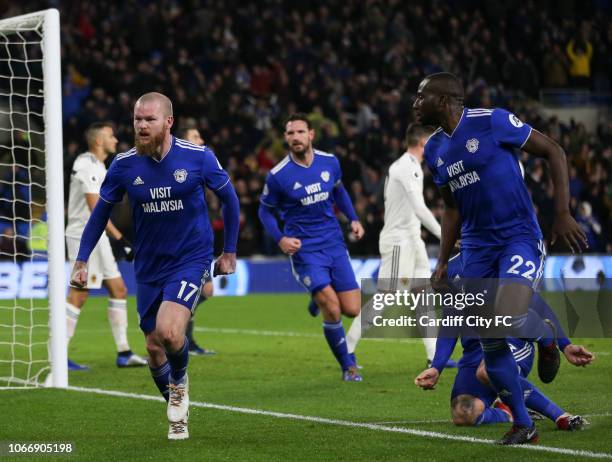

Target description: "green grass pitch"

left=1, top=294, right=611, bottom=461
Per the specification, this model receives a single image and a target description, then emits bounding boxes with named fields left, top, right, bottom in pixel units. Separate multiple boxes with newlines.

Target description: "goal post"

left=0, top=9, right=66, bottom=387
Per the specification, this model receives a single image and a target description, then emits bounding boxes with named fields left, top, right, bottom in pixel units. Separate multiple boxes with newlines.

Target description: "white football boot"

left=167, top=373, right=189, bottom=423
left=168, top=415, right=189, bottom=440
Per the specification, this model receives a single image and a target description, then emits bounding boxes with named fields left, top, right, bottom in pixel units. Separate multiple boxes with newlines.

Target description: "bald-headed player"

left=65, top=122, right=147, bottom=370
left=71, top=93, right=240, bottom=440
left=176, top=125, right=215, bottom=356
left=414, top=72, right=587, bottom=444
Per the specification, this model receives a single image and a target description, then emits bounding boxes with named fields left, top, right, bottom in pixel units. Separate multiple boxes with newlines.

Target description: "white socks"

left=422, top=337, right=437, bottom=362
left=66, top=303, right=81, bottom=346
left=346, top=311, right=362, bottom=354
left=108, top=298, right=130, bottom=352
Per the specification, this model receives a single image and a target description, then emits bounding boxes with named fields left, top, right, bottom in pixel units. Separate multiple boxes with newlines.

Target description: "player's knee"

left=341, top=303, right=360, bottom=318
left=157, top=327, right=183, bottom=351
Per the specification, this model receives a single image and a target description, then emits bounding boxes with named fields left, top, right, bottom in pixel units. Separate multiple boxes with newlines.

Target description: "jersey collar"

left=441, top=108, right=466, bottom=138
left=150, top=136, right=176, bottom=163
left=289, top=150, right=315, bottom=168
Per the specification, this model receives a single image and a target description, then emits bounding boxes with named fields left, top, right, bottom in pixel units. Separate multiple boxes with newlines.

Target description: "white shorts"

left=378, top=237, right=430, bottom=291
left=66, top=234, right=121, bottom=289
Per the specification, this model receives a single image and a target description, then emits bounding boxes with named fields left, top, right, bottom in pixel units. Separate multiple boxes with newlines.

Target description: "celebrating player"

left=345, top=123, right=448, bottom=366
left=65, top=122, right=147, bottom=370
left=415, top=254, right=594, bottom=430
left=176, top=125, right=215, bottom=357
left=258, top=114, right=365, bottom=382
left=70, top=93, right=240, bottom=440
left=414, top=72, right=588, bottom=444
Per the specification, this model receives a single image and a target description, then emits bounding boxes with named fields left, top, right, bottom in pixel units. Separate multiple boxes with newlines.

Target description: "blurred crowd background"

left=1, top=0, right=611, bottom=258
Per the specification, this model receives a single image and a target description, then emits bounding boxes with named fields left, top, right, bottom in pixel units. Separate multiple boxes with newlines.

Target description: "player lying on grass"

left=71, top=92, right=240, bottom=440
left=415, top=255, right=594, bottom=430
left=258, top=114, right=365, bottom=382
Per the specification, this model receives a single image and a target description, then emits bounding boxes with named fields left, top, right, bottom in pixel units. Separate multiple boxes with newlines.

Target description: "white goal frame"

left=0, top=8, right=66, bottom=387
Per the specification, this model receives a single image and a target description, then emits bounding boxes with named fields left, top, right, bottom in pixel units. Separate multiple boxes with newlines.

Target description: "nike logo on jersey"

left=436, top=157, right=444, bottom=167
left=293, top=182, right=302, bottom=190
left=133, top=176, right=144, bottom=185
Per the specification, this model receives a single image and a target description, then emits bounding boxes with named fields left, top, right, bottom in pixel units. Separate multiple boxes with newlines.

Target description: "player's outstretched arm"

left=332, top=183, right=364, bottom=240
left=258, top=203, right=301, bottom=255
left=213, top=181, right=240, bottom=275
left=562, top=344, right=595, bottom=367
left=75, top=199, right=115, bottom=270
left=523, top=131, right=587, bottom=253
left=415, top=367, right=440, bottom=390
left=432, top=185, right=460, bottom=286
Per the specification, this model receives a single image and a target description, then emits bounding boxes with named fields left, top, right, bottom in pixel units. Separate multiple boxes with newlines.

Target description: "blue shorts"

left=451, top=366, right=497, bottom=407
left=290, top=245, right=359, bottom=295
left=461, top=239, right=546, bottom=288
left=510, top=340, right=535, bottom=378
left=136, top=262, right=211, bottom=334
left=452, top=343, right=534, bottom=405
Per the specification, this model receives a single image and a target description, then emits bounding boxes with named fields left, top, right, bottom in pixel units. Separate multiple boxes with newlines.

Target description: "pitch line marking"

left=62, top=385, right=612, bottom=460
left=194, top=326, right=421, bottom=344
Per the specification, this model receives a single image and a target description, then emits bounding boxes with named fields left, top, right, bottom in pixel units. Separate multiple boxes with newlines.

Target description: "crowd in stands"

left=1, top=0, right=610, bottom=256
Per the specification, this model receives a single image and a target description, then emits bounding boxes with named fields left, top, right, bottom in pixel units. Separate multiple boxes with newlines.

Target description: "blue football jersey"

left=457, top=337, right=533, bottom=369
left=99, top=137, right=230, bottom=283
left=425, top=108, right=542, bottom=248
left=260, top=150, right=345, bottom=252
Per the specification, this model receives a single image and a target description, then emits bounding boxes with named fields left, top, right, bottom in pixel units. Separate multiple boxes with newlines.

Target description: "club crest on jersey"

left=509, top=113, right=524, bottom=128
left=465, top=138, right=479, bottom=153
left=173, top=169, right=188, bottom=183
left=320, top=171, right=330, bottom=182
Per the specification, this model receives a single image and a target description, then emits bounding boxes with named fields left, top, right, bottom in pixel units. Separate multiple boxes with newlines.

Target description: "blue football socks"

left=480, top=338, right=533, bottom=427
left=323, top=320, right=355, bottom=371
left=149, top=361, right=170, bottom=401
left=166, top=337, right=190, bottom=384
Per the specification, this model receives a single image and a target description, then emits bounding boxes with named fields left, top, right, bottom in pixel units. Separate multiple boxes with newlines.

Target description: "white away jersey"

left=65, top=152, right=108, bottom=238
left=379, top=152, right=424, bottom=243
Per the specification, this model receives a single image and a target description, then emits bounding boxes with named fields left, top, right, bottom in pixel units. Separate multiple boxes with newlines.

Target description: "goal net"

left=0, top=9, right=66, bottom=388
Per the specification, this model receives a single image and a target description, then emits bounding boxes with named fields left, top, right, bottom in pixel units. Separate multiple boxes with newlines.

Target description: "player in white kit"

left=346, top=124, right=450, bottom=365
left=65, top=122, right=147, bottom=370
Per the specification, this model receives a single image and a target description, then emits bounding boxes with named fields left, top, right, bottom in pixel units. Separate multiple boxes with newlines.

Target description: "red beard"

left=135, top=130, right=165, bottom=158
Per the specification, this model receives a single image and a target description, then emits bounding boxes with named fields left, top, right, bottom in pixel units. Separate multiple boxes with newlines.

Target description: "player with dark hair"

left=414, top=72, right=587, bottom=444
left=258, top=113, right=365, bottom=381
left=65, top=121, right=147, bottom=370
left=70, top=93, right=240, bottom=440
